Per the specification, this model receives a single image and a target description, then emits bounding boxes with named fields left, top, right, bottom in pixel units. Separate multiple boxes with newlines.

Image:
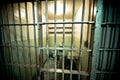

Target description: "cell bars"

left=0, top=0, right=96, bottom=80
left=91, top=0, right=120, bottom=80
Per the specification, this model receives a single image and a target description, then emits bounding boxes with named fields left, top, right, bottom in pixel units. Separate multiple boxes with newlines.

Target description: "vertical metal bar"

left=11, top=3, right=17, bottom=79
left=0, top=5, right=8, bottom=80
left=70, top=0, right=75, bottom=80
left=36, top=1, right=39, bottom=80
left=54, top=0, right=57, bottom=80
left=5, top=5, right=11, bottom=76
left=87, top=1, right=96, bottom=79
left=91, top=0, right=96, bottom=21
left=89, top=0, right=96, bottom=49
left=25, top=2, right=32, bottom=79
left=90, top=0, right=103, bottom=80
left=32, top=1, right=38, bottom=80
left=62, top=0, right=66, bottom=80
left=0, top=6, right=3, bottom=64
left=45, top=0, right=49, bottom=80
left=111, top=5, right=120, bottom=73
left=90, top=0, right=96, bottom=50
left=0, top=5, right=3, bottom=76
left=86, top=0, right=92, bottom=49
left=37, top=0, right=43, bottom=79
left=1, top=6, right=9, bottom=80
left=18, top=2, right=27, bottom=80
left=113, top=5, right=120, bottom=73
left=78, top=0, right=85, bottom=80
left=1, top=27, right=8, bottom=79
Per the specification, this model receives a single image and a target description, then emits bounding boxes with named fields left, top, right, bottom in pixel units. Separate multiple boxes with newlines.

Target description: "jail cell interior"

left=0, top=0, right=120, bottom=80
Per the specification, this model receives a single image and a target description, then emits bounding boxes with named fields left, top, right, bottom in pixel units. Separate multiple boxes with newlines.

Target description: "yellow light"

left=49, top=1, right=70, bottom=15
left=16, top=11, right=25, bottom=18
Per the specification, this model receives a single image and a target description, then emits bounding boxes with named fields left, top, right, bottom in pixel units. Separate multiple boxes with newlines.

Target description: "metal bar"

left=70, top=0, right=75, bottom=80
left=25, top=2, right=32, bottom=79
left=0, top=45, right=93, bottom=51
left=0, top=40, right=2, bottom=64
left=0, top=24, right=37, bottom=26
left=0, top=14, right=4, bottom=78
left=18, top=2, right=27, bottom=80
left=11, top=3, right=18, bottom=79
left=101, top=23, right=120, bottom=25
left=94, top=71, right=120, bottom=74
left=41, top=68, right=89, bottom=76
left=0, top=47, right=3, bottom=80
left=0, top=5, right=3, bottom=64
left=78, top=0, right=85, bottom=80
left=37, top=0, right=43, bottom=79
left=62, top=0, right=66, bottom=80
left=0, top=21, right=95, bottom=26
left=87, top=0, right=96, bottom=78
left=0, top=5, right=8, bottom=80
left=91, top=0, right=96, bottom=21
left=32, top=1, right=38, bottom=80
left=5, top=5, right=12, bottom=79
left=45, top=0, right=49, bottom=80
left=99, top=49, right=120, bottom=51
left=38, top=21, right=95, bottom=25
left=37, top=0, right=42, bottom=48
left=86, top=0, right=92, bottom=49
left=1, top=63, right=39, bottom=68
left=54, top=0, right=57, bottom=80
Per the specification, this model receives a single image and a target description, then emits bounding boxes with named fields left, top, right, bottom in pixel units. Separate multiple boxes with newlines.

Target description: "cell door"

left=0, top=0, right=96, bottom=80
left=91, top=0, right=120, bottom=80
left=37, top=0, right=96, bottom=80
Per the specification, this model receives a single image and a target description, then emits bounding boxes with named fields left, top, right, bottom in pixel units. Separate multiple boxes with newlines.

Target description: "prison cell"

left=0, top=0, right=120, bottom=80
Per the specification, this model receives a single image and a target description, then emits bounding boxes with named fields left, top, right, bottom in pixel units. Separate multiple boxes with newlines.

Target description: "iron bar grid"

left=0, top=0, right=97, bottom=80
